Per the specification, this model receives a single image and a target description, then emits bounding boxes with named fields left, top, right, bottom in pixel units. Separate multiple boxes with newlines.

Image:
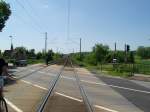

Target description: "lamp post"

left=9, top=35, right=13, bottom=45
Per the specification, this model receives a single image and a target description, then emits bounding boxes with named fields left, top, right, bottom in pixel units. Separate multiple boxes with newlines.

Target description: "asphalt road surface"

left=3, top=64, right=150, bottom=112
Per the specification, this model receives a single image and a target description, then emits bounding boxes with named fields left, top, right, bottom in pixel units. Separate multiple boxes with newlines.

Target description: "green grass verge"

left=27, top=59, right=44, bottom=65
left=72, top=57, right=150, bottom=77
left=85, top=64, right=132, bottom=77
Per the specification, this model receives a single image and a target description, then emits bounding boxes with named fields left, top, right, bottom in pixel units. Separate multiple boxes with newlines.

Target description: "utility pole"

left=44, top=32, right=48, bottom=65
left=9, top=35, right=13, bottom=45
left=45, top=32, right=47, bottom=54
left=115, top=42, right=116, bottom=52
left=125, top=43, right=127, bottom=63
left=73, top=48, right=74, bottom=54
left=9, top=35, right=14, bottom=51
left=80, top=38, right=82, bottom=60
left=113, top=42, right=117, bottom=62
left=114, top=42, right=116, bottom=57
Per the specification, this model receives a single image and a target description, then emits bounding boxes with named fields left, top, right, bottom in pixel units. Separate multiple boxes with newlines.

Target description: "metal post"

left=80, top=38, right=81, bottom=60
left=114, top=42, right=116, bottom=60
left=9, top=36, right=13, bottom=45
left=45, top=32, right=47, bottom=54
left=115, top=42, right=116, bottom=52
left=125, top=44, right=127, bottom=63
left=45, top=32, right=48, bottom=65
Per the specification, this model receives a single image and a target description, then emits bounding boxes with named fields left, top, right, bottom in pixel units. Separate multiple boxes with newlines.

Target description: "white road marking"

left=21, top=80, right=48, bottom=90
left=21, top=80, right=32, bottom=84
left=5, top=98, right=23, bottom=112
left=55, top=92, right=82, bottom=102
left=25, top=70, right=150, bottom=94
left=95, top=105, right=119, bottom=112
left=31, top=69, right=150, bottom=94
left=38, top=71, right=55, bottom=77
left=38, top=71, right=45, bottom=74
left=14, top=65, right=40, bottom=73
left=81, top=80, right=150, bottom=94
left=56, top=92, right=119, bottom=112
left=61, top=76, right=75, bottom=80
left=29, top=69, right=36, bottom=72
left=55, top=92, right=119, bottom=112
left=21, top=80, right=119, bottom=112
left=33, top=84, right=48, bottom=90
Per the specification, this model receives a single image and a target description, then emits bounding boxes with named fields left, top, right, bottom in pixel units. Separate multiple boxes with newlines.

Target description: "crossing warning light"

left=127, top=45, right=130, bottom=52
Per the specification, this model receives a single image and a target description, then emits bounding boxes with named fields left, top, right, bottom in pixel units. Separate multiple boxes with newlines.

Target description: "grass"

left=135, top=55, right=150, bottom=64
left=27, top=59, right=44, bottom=65
left=72, top=56, right=150, bottom=77
left=140, top=59, right=150, bottom=64
left=134, top=56, right=150, bottom=75
left=71, top=58, right=133, bottom=77
left=85, top=64, right=133, bottom=77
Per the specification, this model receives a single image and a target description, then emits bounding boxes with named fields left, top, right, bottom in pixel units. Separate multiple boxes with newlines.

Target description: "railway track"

left=37, top=57, right=94, bottom=112
left=11, top=59, right=64, bottom=80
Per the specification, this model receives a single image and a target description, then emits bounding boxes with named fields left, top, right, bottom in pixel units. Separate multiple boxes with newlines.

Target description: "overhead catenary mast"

left=80, top=38, right=82, bottom=60
left=45, top=32, right=47, bottom=54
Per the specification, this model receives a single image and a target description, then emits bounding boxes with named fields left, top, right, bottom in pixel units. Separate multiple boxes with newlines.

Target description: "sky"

left=0, top=0, right=150, bottom=53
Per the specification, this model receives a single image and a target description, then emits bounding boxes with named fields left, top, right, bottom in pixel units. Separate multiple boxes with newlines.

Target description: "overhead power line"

left=25, top=0, right=49, bottom=31
left=15, top=0, right=44, bottom=32
left=14, top=12, right=41, bottom=32
left=67, top=0, right=71, bottom=40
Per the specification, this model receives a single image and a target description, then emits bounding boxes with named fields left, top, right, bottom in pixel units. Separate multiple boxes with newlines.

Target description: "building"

left=3, top=44, right=14, bottom=58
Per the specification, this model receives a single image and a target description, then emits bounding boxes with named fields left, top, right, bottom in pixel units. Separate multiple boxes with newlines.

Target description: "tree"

left=0, top=50, right=1, bottom=57
left=36, top=52, right=43, bottom=59
left=27, top=49, right=36, bottom=58
left=0, top=1, right=11, bottom=31
left=92, top=44, right=109, bottom=64
left=84, top=52, right=97, bottom=65
left=46, top=50, right=54, bottom=62
left=116, top=51, right=126, bottom=63
left=137, top=46, right=150, bottom=59
left=53, top=53, right=62, bottom=60
left=14, top=47, right=27, bottom=60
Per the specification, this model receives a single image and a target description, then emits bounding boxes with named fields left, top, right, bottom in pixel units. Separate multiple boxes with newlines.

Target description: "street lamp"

left=9, top=35, right=13, bottom=45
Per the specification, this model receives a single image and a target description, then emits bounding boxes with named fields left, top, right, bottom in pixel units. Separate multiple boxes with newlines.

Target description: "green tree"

left=46, top=50, right=54, bottom=61
left=36, top=52, right=43, bottom=59
left=0, top=1, right=11, bottom=31
left=27, top=49, right=36, bottom=58
left=115, top=51, right=126, bottom=63
left=84, top=52, right=97, bottom=65
left=14, top=47, right=27, bottom=60
left=137, top=46, right=150, bottom=59
left=0, top=50, right=2, bottom=57
left=105, top=51, right=114, bottom=63
left=53, top=53, right=61, bottom=60
left=92, top=44, right=109, bottom=64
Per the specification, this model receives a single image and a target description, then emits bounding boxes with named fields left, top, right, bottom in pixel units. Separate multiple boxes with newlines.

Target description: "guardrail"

left=69, top=58, right=94, bottom=112
left=37, top=59, right=67, bottom=112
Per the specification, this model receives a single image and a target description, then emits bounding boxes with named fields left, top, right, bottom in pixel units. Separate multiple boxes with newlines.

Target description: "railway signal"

left=126, top=44, right=130, bottom=52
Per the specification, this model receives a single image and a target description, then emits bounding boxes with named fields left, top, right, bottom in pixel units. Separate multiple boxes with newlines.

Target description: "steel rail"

left=12, top=59, right=65, bottom=80
left=37, top=58, right=68, bottom=112
left=13, top=64, right=42, bottom=74
left=69, top=58, right=94, bottom=112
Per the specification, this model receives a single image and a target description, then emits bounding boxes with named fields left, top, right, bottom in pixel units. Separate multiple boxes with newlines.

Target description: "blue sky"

left=0, top=0, right=150, bottom=53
